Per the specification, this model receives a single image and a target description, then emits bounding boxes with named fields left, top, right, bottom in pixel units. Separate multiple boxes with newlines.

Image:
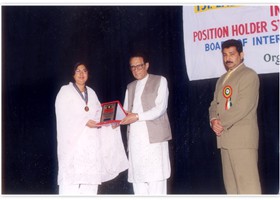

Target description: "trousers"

left=221, top=148, right=261, bottom=194
left=133, top=179, right=167, bottom=195
left=59, top=184, right=98, bottom=195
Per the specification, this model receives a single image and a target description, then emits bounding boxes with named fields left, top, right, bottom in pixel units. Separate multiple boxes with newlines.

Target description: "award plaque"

left=98, top=100, right=127, bottom=125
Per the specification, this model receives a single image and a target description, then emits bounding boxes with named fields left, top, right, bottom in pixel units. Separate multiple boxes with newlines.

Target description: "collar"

left=137, top=74, right=149, bottom=84
left=228, top=62, right=243, bottom=74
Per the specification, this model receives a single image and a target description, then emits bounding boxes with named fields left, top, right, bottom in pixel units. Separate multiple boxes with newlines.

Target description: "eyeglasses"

left=130, top=63, right=145, bottom=71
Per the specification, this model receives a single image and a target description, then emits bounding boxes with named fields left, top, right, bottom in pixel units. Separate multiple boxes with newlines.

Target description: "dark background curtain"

left=2, top=6, right=279, bottom=194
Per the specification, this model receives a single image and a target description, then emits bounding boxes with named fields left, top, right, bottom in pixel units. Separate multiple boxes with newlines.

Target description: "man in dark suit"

left=209, top=39, right=261, bottom=194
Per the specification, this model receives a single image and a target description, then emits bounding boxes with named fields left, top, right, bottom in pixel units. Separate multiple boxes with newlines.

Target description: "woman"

left=55, top=62, right=128, bottom=195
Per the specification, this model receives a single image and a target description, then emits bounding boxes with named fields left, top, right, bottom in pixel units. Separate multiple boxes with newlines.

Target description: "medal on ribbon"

left=73, top=83, right=89, bottom=112
left=223, top=85, right=233, bottom=110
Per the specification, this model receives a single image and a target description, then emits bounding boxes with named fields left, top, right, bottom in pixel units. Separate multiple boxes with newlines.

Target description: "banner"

left=183, top=5, right=280, bottom=81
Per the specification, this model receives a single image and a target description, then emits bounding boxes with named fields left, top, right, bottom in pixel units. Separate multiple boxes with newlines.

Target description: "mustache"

left=225, top=61, right=233, bottom=64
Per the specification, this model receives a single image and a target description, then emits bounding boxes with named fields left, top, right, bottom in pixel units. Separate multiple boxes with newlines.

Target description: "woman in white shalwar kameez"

left=55, top=63, right=128, bottom=195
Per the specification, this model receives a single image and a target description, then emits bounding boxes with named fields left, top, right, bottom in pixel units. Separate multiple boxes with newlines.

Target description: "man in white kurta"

left=121, top=55, right=172, bottom=195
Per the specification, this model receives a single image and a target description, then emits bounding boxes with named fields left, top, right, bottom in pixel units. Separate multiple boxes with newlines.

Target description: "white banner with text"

left=183, top=5, right=279, bottom=81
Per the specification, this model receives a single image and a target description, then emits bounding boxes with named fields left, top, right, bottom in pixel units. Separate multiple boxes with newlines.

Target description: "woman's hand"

left=86, top=120, right=102, bottom=128
left=111, top=122, right=120, bottom=129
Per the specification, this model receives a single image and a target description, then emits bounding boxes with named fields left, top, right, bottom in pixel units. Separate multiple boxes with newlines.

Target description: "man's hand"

left=210, top=119, right=224, bottom=136
left=120, top=113, right=139, bottom=125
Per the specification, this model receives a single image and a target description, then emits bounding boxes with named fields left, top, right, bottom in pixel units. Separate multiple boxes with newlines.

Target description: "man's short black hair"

left=222, top=39, right=243, bottom=53
left=129, top=51, right=149, bottom=63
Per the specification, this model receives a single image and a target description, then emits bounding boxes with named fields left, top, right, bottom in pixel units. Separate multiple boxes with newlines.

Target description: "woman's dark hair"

left=221, top=39, right=243, bottom=53
left=72, top=62, right=87, bottom=75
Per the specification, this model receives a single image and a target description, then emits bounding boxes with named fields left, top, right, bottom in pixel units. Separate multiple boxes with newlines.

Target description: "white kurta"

left=123, top=75, right=171, bottom=183
left=55, top=82, right=128, bottom=185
